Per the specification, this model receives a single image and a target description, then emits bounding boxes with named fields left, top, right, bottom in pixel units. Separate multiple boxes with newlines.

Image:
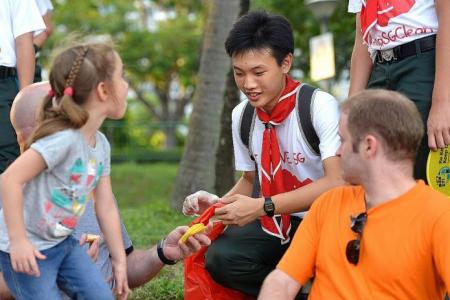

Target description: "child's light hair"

left=26, top=42, right=117, bottom=150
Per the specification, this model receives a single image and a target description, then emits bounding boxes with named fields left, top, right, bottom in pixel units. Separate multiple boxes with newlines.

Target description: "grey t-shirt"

left=0, top=129, right=110, bottom=252
left=72, top=197, right=133, bottom=282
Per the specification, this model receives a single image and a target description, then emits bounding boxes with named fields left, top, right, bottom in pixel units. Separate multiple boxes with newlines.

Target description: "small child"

left=0, top=42, right=130, bottom=300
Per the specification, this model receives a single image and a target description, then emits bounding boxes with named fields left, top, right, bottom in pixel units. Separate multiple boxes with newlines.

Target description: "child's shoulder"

left=35, top=128, right=79, bottom=145
left=95, top=130, right=111, bottom=150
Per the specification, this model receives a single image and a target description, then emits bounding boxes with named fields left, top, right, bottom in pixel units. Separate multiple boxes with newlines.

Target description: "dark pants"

left=0, top=77, right=20, bottom=174
left=205, top=217, right=301, bottom=297
left=367, top=47, right=435, bottom=182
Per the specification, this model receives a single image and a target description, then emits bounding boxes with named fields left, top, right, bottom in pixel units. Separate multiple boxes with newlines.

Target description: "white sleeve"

left=35, top=0, right=54, bottom=15
left=311, top=91, right=340, bottom=161
left=11, top=0, right=45, bottom=38
left=232, top=101, right=255, bottom=172
left=348, top=0, right=362, bottom=13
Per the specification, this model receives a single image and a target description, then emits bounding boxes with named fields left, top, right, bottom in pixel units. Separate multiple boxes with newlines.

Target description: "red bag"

left=184, top=203, right=255, bottom=300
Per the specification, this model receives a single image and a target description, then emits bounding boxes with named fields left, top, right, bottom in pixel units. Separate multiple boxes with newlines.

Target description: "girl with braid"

left=0, top=42, right=130, bottom=300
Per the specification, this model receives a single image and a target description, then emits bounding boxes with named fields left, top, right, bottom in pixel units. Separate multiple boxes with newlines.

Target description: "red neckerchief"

left=256, top=75, right=300, bottom=243
left=360, top=0, right=377, bottom=43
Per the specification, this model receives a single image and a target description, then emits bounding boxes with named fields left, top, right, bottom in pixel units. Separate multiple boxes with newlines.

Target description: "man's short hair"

left=341, top=89, right=424, bottom=161
left=224, top=10, right=294, bottom=65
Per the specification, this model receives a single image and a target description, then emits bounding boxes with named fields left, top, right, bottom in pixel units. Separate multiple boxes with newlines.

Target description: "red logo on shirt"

left=377, top=0, right=416, bottom=27
left=281, top=169, right=312, bottom=192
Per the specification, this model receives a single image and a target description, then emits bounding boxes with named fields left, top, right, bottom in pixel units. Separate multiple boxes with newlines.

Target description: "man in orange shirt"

left=259, top=89, right=450, bottom=299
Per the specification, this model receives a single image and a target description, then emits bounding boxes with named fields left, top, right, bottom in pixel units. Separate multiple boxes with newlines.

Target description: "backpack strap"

left=239, top=101, right=260, bottom=197
left=238, top=84, right=320, bottom=197
left=297, top=84, right=320, bottom=156
left=240, top=101, right=255, bottom=149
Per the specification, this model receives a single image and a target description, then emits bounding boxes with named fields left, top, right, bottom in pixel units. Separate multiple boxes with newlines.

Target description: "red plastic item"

left=184, top=203, right=255, bottom=300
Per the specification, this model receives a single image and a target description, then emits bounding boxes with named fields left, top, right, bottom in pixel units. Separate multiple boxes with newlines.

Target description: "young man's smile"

left=232, top=48, right=292, bottom=113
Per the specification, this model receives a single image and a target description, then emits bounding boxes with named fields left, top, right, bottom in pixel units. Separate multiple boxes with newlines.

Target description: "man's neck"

left=362, top=162, right=417, bottom=209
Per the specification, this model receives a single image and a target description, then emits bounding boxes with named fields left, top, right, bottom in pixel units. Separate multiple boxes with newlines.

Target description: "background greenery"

left=42, top=1, right=354, bottom=162
left=112, top=163, right=189, bottom=300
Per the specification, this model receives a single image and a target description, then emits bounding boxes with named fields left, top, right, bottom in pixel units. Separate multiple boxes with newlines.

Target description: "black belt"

left=374, top=34, right=436, bottom=64
left=0, top=66, right=16, bottom=79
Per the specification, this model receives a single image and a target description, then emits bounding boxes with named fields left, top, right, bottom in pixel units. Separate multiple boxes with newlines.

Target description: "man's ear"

left=95, top=81, right=109, bottom=102
left=364, top=135, right=378, bottom=158
left=281, top=53, right=293, bottom=74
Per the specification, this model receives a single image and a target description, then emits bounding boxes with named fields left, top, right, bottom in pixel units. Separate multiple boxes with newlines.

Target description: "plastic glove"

left=182, top=190, right=219, bottom=216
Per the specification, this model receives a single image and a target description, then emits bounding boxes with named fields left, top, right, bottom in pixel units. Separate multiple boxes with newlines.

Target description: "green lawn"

left=111, top=162, right=192, bottom=300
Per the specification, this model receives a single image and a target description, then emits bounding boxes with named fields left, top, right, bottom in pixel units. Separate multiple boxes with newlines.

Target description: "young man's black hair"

left=224, top=10, right=294, bottom=66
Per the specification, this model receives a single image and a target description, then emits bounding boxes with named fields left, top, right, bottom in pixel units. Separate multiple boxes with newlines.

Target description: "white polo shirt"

left=0, top=0, right=45, bottom=67
left=232, top=89, right=340, bottom=217
left=348, top=0, right=438, bottom=51
left=36, top=0, right=54, bottom=15
left=35, top=0, right=54, bottom=37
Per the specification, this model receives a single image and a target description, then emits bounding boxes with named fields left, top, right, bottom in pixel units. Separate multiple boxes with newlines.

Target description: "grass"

left=111, top=162, right=191, bottom=300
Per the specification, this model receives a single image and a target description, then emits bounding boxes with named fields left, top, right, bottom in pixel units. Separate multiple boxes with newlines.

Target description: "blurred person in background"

left=0, top=0, right=45, bottom=174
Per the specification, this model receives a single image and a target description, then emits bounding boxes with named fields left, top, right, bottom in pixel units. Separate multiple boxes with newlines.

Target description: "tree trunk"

left=163, top=122, right=177, bottom=149
left=171, top=0, right=241, bottom=211
left=214, top=0, right=250, bottom=197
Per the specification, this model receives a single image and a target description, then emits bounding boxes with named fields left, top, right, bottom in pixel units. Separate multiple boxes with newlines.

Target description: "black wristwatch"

left=157, top=238, right=177, bottom=265
left=263, top=197, right=275, bottom=217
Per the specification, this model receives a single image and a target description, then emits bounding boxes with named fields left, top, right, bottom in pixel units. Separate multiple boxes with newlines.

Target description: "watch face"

left=265, top=202, right=275, bottom=212
left=264, top=199, right=275, bottom=217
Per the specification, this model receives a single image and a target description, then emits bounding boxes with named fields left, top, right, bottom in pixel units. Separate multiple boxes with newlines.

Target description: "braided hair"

left=26, top=43, right=116, bottom=150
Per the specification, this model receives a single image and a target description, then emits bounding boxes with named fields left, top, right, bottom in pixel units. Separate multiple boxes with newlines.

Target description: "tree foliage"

left=46, top=0, right=206, bottom=149
left=253, top=0, right=355, bottom=81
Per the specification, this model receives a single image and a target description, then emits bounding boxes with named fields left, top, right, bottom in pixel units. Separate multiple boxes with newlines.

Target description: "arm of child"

left=0, top=149, right=47, bottom=276
left=94, top=176, right=130, bottom=299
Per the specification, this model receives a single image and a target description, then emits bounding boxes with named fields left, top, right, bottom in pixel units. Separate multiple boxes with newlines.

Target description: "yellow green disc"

left=426, top=144, right=450, bottom=196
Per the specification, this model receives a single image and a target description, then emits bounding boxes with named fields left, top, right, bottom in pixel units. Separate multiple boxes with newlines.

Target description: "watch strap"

left=157, top=238, right=177, bottom=265
left=264, top=197, right=275, bottom=217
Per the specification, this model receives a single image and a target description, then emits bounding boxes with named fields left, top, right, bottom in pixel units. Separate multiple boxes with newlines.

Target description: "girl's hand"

left=9, top=238, right=46, bottom=276
left=112, top=259, right=130, bottom=300
left=79, top=233, right=100, bottom=262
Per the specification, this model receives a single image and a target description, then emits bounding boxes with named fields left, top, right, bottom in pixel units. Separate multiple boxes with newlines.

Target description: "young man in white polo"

left=182, top=10, right=344, bottom=297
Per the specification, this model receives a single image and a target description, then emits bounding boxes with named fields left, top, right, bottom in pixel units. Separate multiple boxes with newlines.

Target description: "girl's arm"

left=0, top=149, right=47, bottom=276
left=94, top=176, right=129, bottom=299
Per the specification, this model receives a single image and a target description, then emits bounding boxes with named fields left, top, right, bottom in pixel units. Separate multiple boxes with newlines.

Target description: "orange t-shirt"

left=278, top=181, right=450, bottom=299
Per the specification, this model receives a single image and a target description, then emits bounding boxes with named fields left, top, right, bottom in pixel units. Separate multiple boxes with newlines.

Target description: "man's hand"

left=182, top=191, right=219, bottom=216
left=428, top=96, right=450, bottom=150
left=214, top=195, right=264, bottom=226
left=9, top=238, right=46, bottom=277
left=79, top=233, right=100, bottom=262
left=163, top=225, right=212, bottom=261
